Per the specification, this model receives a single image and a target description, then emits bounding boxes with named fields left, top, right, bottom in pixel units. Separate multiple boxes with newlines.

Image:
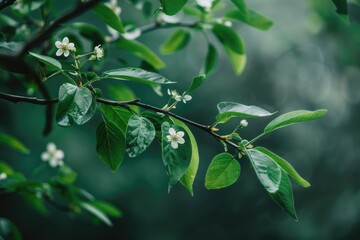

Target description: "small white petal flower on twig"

left=166, top=128, right=185, bottom=149
left=240, top=119, right=248, bottom=128
left=55, top=37, right=76, bottom=57
left=168, top=89, right=180, bottom=99
left=41, top=142, right=64, bottom=168
left=174, top=94, right=192, bottom=103
left=90, top=45, right=104, bottom=60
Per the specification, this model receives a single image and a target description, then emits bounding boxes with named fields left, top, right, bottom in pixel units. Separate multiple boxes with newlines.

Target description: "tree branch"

left=0, top=0, right=16, bottom=11
left=109, top=21, right=199, bottom=43
left=18, top=0, right=102, bottom=56
left=0, top=92, right=239, bottom=149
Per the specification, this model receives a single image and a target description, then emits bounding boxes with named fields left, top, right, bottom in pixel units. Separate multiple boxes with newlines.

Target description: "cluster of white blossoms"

left=166, top=128, right=185, bottom=149
left=41, top=142, right=64, bottom=168
left=196, top=0, right=214, bottom=11
left=240, top=119, right=248, bottom=128
left=55, top=37, right=76, bottom=57
left=167, top=89, right=192, bottom=103
left=89, top=45, right=105, bottom=60
left=55, top=37, right=104, bottom=60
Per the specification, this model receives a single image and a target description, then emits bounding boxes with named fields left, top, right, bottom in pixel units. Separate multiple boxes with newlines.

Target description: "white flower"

left=166, top=128, right=185, bottom=149
left=41, top=142, right=64, bottom=168
left=90, top=45, right=104, bottom=60
left=0, top=173, right=7, bottom=180
left=105, top=0, right=121, bottom=16
left=167, top=89, right=180, bottom=98
left=196, top=0, right=214, bottom=11
left=240, top=119, right=248, bottom=128
left=55, top=37, right=76, bottom=57
left=175, top=94, right=192, bottom=103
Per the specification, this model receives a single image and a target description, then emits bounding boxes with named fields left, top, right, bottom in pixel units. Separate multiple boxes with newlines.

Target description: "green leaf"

left=159, top=0, right=188, bottom=15
left=54, top=165, right=78, bottom=185
left=332, top=0, right=348, bottom=16
left=29, top=52, right=62, bottom=70
left=93, top=3, right=124, bottom=33
left=205, top=153, right=240, bottom=190
left=160, top=29, right=191, bottom=54
left=0, top=218, right=22, bottom=240
left=142, top=111, right=170, bottom=141
left=0, top=161, right=14, bottom=174
left=204, top=44, right=217, bottom=76
left=0, top=13, right=17, bottom=27
left=142, top=1, right=153, bottom=17
left=216, top=102, right=273, bottom=124
left=117, top=39, right=165, bottom=69
left=126, top=115, right=156, bottom=158
left=246, top=148, right=281, bottom=193
left=104, top=67, right=175, bottom=85
left=186, top=74, right=206, bottom=94
left=20, top=192, right=48, bottom=215
left=225, top=9, right=273, bottom=31
left=270, top=170, right=298, bottom=221
left=172, top=118, right=199, bottom=196
left=212, top=23, right=246, bottom=75
left=98, top=104, right=132, bottom=131
left=56, top=83, right=97, bottom=126
left=161, top=122, right=192, bottom=191
left=230, top=0, right=247, bottom=14
left=0, top=42, right=22, bottom=52
left=96, top=121, right=126, bottom=172
left=0, top=133, right=29, bottom=154
left=80, top=202, right=113, bottom=227
left=256, top=147, right=310, bottom=188
left=264, top=109, right=328, bottom=134
left=106, top=84, right=140, bottom=114
left=89, top=201, right=122, bottom=218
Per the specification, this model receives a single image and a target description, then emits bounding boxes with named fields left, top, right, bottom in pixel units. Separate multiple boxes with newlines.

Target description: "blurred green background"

left=1, top=0, right=360, bottom=239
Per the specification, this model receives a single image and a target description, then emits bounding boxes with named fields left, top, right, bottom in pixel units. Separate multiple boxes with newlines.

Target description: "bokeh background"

left=1, top=0, right=360, bottom=239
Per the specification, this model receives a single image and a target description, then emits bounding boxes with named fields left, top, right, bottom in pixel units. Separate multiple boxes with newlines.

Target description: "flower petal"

left=49, top=158, right=58, bottom=167
left=55, top=41, right=62, bottom=48
left=56, top=49, right=63, bottom=56
left=64, top=50, right=70, bottom=57
left=177, top=131, right=184, bottom=138
left=55, top=150, right=64, bottom=159
left=174, top=96, right=182, bottom=101
left=67, top=42, right=75, bottom=50
left=41, top=152, right=49, bottom=161
left=171, top=141, right=178, bottom=149
left=169, top=128, right=176, bottom=135
left=166, top=135, right=172, bottom=141
left=183, top=95, right=192, bottom=101
left=47, top=142, right=56, bottom=152
left=62, top=37, right=69, bottom=45
left=177, top=138, right=185, bottom=144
